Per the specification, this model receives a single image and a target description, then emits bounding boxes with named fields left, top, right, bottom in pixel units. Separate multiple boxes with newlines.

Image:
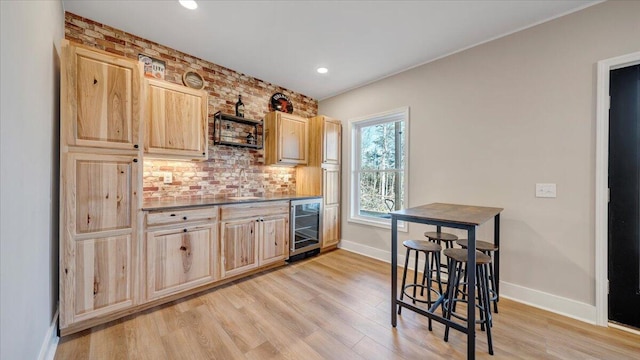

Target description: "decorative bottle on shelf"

left=246, top=132, right=254, bottom=145
left=235, top=95, right=245, bottom=118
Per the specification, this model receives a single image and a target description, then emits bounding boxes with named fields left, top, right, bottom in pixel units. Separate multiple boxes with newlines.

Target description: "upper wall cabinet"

left=322, top=117, right=341, bottom=165
left=61, top=40, right=142, bottom=151
left=144, top=79, right=208, bottom=160
left=306, top=115, right=341, bottom=166
left=264, top=111, right=309, bottom=166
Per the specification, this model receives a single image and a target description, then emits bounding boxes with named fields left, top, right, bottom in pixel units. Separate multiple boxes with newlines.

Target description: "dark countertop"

left=142, top=194, right=322, bottom=211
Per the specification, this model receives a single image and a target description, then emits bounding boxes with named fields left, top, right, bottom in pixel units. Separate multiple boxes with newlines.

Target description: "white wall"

left=320, top=0, right=640, bottom=318
left=1, top=1, right=64, bottom=359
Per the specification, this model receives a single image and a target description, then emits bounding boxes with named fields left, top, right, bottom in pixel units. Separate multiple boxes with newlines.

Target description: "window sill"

left=348, top=215, right=408, bottom=232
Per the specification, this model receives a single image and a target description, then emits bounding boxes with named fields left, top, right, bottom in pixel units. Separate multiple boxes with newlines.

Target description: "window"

left=349, top=107, right=409, bottom=230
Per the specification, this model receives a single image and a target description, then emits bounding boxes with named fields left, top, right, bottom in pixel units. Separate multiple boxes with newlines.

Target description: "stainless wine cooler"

left=290, top=198, right=322, bottom=258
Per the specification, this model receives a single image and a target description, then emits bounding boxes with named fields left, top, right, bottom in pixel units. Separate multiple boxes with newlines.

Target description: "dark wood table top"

left=391, top=202, right=503, bottom=226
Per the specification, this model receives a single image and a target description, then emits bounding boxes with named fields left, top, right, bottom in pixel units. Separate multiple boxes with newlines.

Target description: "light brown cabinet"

left=60, top=41, right=143, bottom=334
left=144, top=206, right=218, bottom=301
left=220, top=218, right=259, bottom=278
left=145, top=78, right=208, bottom=160
left=146, top=223, right=217, bottom=301
left=323, top=204, right=340, bottom=248
left=61, top=40, right=142, bottom=150
left=220, top=201, right=289, bottom=278
left=296, top=115, right=342, bottom=249
left=264, top=111, right=309, bottom=165
left=322, top=167, right=341, bottom=248
left=322, top=118, right=341, bottom=165
left=72, top=235, right=133, bottom=322
left=258, top=214, right=289, bottom=266
left=60, top=152, right=140, bottom=329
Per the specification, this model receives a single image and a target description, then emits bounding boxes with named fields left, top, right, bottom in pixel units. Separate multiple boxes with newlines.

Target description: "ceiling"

left=62, top=0, right=601, bottom=100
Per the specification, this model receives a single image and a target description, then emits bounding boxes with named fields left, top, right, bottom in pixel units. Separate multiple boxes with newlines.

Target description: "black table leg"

left=494, top=214, right=500, bottom=297
left=467, top=226, right=477, bottom=359
left=391, top=216, right=398, bottom=327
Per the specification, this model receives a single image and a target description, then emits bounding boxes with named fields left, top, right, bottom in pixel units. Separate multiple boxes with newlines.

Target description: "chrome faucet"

left=238, top=168, right=247, bottom=196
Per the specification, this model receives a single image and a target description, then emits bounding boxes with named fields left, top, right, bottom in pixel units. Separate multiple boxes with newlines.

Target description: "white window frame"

left=348, top=107, right=409, bottom=231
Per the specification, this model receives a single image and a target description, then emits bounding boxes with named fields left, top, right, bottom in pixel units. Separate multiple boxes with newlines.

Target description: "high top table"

left=391, top=203, right=503, bottom=359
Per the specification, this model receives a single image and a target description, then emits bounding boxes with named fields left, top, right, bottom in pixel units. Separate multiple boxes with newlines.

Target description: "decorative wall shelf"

left=213, top=111, right=263, bottom=149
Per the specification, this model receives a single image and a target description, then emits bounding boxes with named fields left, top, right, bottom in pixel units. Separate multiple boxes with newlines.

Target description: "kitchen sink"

left=227, top=196, right=263, bottom=200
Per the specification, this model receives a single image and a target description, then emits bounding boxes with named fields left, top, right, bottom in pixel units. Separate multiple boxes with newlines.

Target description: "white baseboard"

left=339, top=239, right=440, bottom=275
left=38, top=308, right=59, bottom=360
left=500, top=281, right=596, bottom=324
left=339, top=239, right=392, bottom=263
left=339, top=239, right=597, bottom=324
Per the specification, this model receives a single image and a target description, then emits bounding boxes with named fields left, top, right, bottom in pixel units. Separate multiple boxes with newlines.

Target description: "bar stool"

left=398, top=240, right=443, bottom=331
left=424, top=231, right=458, bottom=249
left=424, top=230, right=458, bottom=278
left=456, top=238, right=499, bottom=313
left=442, top=248, right=494, bottom=355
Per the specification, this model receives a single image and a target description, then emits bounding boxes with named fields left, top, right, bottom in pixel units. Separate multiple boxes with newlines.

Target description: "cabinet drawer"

left=146, top=207, right=218, bottom=226
left=220, top=201, right=289, bottom=221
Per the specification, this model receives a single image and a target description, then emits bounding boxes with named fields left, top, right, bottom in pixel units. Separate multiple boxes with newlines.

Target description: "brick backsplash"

left=65, top=12, right=316, bottom=200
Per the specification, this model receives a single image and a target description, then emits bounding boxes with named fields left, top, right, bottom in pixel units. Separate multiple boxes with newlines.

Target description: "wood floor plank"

left=123, top=311, right=168, bottom=360
left=352, top=335, right=409, bottom=360
left=251, top=269, right=367, bottom=349
left=55, top=249, right=640, bottom=359
left=236, top=278, right=320, bottom=338
left=304, top=329, right=366, bottom=360
left=200, top=291, right=267, bottom=354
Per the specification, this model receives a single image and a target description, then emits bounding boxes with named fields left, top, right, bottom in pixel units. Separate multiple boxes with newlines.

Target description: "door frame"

left=595, top=51, right=640, bottom=326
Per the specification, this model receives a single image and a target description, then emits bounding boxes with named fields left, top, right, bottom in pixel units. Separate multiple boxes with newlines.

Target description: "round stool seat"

left=456, top=239, right=498, bottom=252
left=443, top=248, right=491, bottom=265
left=403, top=240, right=442, bottom=252
left=424, top=231, right=458, bottom=242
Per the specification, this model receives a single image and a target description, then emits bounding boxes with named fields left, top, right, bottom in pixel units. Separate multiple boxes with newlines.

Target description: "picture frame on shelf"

left=182, top=70, right=205, bottom=90
left=138, top=54, right=165, bottom=79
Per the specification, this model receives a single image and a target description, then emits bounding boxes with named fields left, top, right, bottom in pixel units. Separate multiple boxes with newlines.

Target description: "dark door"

left=608, top=63, right=640, bottom=329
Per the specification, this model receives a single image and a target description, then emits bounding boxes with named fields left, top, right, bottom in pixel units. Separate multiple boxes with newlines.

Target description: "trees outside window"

left=350, top=107, right=409, bottom=230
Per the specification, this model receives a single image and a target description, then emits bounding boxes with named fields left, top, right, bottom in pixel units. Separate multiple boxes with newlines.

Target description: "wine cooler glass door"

left=291, top=199, right=321, bottom=255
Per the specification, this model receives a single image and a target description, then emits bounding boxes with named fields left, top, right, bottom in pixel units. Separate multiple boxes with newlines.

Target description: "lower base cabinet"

left=220, top=218, right=259, bottom=278
left=71, top=234, right=135, bottom=322
left=323, top=204, right=340, bottom=248
left=220, top=201, right=290, bottom=279
left=259, top=214, right=289, bottom=266
left=146, top=223, right=218, bottom=301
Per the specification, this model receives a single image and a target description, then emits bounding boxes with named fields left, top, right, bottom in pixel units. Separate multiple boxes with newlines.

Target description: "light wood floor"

left=55, top=249, right=640, bottom=359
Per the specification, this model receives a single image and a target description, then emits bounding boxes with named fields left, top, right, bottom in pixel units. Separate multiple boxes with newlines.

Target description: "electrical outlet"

left=535, top=183, right=556, bottom=198
left=163, top=172, right=173, bottom=184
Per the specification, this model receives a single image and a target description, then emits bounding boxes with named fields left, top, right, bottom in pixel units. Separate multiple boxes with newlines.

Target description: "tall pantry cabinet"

left=59, top=40, right=143, bottom=332
left=296, top=115, right=342, bottom=249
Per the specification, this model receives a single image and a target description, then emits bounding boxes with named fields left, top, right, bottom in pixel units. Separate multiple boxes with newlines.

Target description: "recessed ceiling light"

left=179, top=0, right=198, bottom=10
left=317, top=67, right=328, bottom=74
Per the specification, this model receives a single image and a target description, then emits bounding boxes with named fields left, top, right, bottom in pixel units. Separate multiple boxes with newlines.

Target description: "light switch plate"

left=535, top=183, right=556, bottom=198
left=163, top=172, right=173, bottom=184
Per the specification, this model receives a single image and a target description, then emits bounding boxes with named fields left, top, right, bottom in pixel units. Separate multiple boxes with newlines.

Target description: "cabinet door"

left=265, top=111, right=308, bottom=166
left=68, top=153, right=138, bottom=235
left=145, top=79, right=208, bottom=159
left=323, top=205, right=340, bottom=248
left=220, top=219, right=259, bottom=278
left=322, top=167, right=340, bottom=248
left=68, top=235, right=134, bottom=324
left=278, top=113, right=308, bottom=164
left=61, top=152, right=139, bottom=329
left=323, top=168, right=340, bottom=207
left=146, top=224, right=217, bottom=301
left=323, top=119, right=341, bottom=165
left=259, top=214, right=289, bottom=266
left=61, top=42, right=141, bottom=150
